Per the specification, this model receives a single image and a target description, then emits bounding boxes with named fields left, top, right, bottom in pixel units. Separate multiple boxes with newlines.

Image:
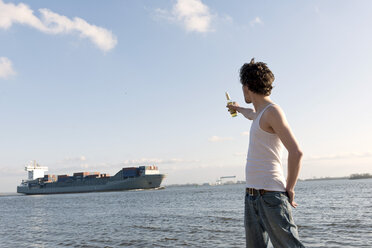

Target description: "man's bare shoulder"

left=268, top=104, right=284, bottom=114
left=265, top=104, right=287, bottom=124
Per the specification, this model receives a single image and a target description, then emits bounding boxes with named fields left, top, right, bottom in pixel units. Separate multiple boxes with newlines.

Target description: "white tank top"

left=245, top=103, right=286, bottom=191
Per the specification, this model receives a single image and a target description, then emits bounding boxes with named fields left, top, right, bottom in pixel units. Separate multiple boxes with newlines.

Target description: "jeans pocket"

left=261, top=193, right=285, bottom=207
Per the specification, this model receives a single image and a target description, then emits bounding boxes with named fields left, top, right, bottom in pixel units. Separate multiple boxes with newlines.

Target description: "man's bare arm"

left=226, top=103, right=256, bottom=120
left=266, top=105, right=303, bottom=208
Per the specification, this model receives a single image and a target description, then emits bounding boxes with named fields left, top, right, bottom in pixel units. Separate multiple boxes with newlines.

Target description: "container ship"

left=17, top=161, right=166, bottom=195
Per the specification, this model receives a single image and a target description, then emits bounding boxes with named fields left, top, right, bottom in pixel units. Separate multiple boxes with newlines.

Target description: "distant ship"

left=17, top=161, right=166, bottom=195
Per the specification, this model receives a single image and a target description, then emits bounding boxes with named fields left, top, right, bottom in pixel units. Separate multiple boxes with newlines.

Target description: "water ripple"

left=0, top=179, right=371, bottom=247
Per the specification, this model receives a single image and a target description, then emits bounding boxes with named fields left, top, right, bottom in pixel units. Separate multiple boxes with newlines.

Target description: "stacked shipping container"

left=43, top=174, right=57, bottom=182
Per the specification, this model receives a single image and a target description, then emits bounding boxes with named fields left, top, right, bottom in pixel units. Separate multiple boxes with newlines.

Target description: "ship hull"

left=17, top=174, right=165, bottom=195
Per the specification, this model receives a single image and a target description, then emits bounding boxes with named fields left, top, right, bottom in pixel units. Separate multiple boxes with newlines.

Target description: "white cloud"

left=154, top=8, right=172, bottom=20
left=0, top=57, right=16, bottom=79
left=250, top=16, right=263, bottom=26
left=0, top=0, right=117, bottom=52
left=208, top=136, right=233, bottom=142
left=122, top=158, right=193, bottom=166
left=173, top=0, right=213, bottom=32
left=0, top=1, right=46, bottom=30
left=155, top=0, right=213, bottom=33
left=222, top=14, right=233, bottom=24
left=59, top=155, right=87, bottom=163
left=0, top=166, right=24, bottom=176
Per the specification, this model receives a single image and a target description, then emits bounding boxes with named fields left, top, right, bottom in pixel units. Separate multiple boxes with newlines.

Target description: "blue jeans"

left=245, top=191, right=305, bottom=248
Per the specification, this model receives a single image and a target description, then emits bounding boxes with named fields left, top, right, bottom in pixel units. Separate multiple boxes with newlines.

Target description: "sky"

left=1, top=0, right=372, bottom=192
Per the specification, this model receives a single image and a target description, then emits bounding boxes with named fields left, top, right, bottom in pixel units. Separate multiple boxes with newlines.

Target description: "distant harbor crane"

left=216, top=176, right=236, bottom=185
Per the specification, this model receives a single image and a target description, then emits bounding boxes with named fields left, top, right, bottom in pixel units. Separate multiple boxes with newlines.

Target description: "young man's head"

left=240, top=58, right=275, bottom=103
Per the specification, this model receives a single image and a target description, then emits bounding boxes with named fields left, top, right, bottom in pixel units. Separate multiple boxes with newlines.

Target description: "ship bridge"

left=25, top=161, right=48, bottom=180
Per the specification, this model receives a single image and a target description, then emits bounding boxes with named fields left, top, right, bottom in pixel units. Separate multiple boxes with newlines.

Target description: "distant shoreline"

left=0, top=193, right=22, bottom=197
left=301, top=173, right=372, bottom=182
left=300, top=177, right=348, bottom=181
left=3, top=174, right=372, bottom=194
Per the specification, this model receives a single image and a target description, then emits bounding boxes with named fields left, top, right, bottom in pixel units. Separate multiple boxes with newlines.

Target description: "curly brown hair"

left=239, top=58, right=275, bottom=96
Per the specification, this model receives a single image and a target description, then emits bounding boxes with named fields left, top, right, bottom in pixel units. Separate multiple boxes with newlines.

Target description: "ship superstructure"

left=25, top=161, right=48, bottom=180
left=17, top=162, right=165, bottom=195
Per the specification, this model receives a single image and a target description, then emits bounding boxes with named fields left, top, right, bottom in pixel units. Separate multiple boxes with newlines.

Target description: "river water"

left=0, top=179, right=371, bottom=247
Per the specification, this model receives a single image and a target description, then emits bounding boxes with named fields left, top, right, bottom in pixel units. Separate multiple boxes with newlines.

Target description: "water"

left=0, top=179, right=371, bottom=247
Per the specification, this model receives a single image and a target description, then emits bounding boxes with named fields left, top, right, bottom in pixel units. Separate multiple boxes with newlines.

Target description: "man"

left=227, top=58, right=305, bottom=248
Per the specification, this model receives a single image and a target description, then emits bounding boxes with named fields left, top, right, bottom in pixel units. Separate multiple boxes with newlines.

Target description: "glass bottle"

left=226, top=92, right=237, bottom=117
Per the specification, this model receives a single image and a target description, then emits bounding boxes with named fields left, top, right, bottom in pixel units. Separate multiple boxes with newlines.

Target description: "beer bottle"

left=226, top=92, right=237, bottom=117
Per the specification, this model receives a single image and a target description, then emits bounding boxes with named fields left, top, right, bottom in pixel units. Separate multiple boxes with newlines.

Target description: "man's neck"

left=252, top=95, right=273, bottom=113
